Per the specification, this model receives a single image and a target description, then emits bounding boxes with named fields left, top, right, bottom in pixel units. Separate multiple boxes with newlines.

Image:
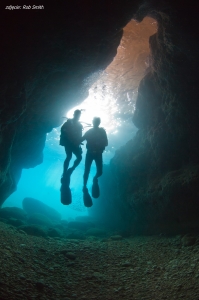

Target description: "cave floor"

left=0, top=222, right=199, bottom=300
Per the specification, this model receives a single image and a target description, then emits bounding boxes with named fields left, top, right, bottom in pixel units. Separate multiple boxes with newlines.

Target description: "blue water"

left=5, top=123, right=137, bottom=220
left=5, top=128, right=113, bottom=219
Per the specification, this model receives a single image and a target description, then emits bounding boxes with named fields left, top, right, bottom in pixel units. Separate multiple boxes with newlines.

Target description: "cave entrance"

left=6, top=17, right=157, bottom=219
left=66, top=17, right=157, bottom=159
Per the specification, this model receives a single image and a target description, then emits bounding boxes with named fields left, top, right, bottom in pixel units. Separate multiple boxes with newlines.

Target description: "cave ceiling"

left=87, top=17, right=157, bottom=129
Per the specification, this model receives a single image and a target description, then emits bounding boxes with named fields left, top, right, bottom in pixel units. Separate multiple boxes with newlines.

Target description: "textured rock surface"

left=89, top=0, right=199, bottom=232
left=1, top=221, right=199, bottom=299
left=0, top=207, right=27, bottom=221
left=27, top=213, right=53, bottom=227
left=87, top=17, right=157, bottom=129
left=18, top=224, right=48, bottom=238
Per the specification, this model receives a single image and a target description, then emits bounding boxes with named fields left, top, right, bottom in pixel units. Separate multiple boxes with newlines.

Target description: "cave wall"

left=0, top=0, right=141, bottom=205
left=90, top=0, right=199, bottom=233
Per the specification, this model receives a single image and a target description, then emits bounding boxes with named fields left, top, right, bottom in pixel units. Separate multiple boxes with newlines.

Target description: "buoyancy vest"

left=60, top=119, right=83, bottom=146
left=84, top=127, right=108, bottom=152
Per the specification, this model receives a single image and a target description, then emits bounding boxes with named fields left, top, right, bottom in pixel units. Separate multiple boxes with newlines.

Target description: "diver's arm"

left=81, top=129, right=90, bottom=142
left=81, top=134, right=86, bottom=142
left=103, top=129, right=108, bottom=147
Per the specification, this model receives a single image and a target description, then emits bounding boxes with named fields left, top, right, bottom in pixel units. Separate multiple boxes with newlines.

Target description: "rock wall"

left=90, top=0, right=199, bottom=233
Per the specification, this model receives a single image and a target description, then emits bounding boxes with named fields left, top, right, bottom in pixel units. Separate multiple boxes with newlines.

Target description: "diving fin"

left=83, top=187, right=93, bottom=207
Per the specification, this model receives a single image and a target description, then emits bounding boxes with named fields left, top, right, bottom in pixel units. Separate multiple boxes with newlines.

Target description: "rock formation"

left=89, top=0, right=199, bottom=232
left=22, top=197, right=61, bottom=223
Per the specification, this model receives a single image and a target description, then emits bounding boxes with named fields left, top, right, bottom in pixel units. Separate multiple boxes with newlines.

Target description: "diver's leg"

left=83, top=151, right=93, bottom=207
left=83, top=152, right=93, bottom=187
left=70, top=146, right=82, bottom=171
left=63, top=147, right=72, bottom=175
left=94, top=152, right=103, bottom=179
left=92, top=152, right=102, bottom=198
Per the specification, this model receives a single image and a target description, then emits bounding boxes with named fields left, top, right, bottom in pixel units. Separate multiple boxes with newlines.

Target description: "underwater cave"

left=5, top=17, right=157, bottom=221
left=0, top=0, right=199, bottom=299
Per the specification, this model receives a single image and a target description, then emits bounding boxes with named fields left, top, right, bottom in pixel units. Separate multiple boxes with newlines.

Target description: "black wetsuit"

left=60, top=119, right=83, bottom=174
left=82, top=127, right=108, bottom=185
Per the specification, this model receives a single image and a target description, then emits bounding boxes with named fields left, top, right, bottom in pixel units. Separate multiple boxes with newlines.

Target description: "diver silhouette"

left=60, top=109, right=83, bottom=178
left=81, top=117, right=108, bottom=206
left=59, top=109, right=83, bottom=205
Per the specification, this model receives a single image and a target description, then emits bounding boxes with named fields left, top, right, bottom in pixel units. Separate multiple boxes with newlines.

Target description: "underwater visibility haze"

left=5, top=90, right=137, bottom=220
left=4, top=17, right=156, bottom=221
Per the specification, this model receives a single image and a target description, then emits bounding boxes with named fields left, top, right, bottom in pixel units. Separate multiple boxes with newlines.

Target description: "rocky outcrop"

left=0, top=207, right=27, bottom=221
left=89, top=0, right=199, bottom=233
left=22, top=197, right=61, bottom=223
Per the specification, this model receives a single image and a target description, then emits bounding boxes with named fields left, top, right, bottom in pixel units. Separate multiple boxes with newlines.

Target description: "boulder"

left=75, top=216, right=95, bottom=223
left=22, top=198, right=61, bottom=223
left=66, top=231, right=86, bottom=240
left=110, top=235, right=123, bottom=241
left=181, top=235, right=197, bottom=247
left=6, top=218, right=25, bottom=227
left=27, top=213, right=53, bottom=227
left=86, top=228, right=107, bottom=237
left=0, top=207, right=27, bottom=221
left=18, top=225, right=47, bottom=238
left=68, top=221, right=95, bottom=231
left=48, top=228, right=62, bottom=238
left=60, top=219, right=68, bottom=227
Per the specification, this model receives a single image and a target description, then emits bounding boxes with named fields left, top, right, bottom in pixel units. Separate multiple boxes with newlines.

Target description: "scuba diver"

left=60, top=109, right=83, bottom=178
left=81, top=117, right=108, bottom=207
left=59, top=109, right=83, bottom=205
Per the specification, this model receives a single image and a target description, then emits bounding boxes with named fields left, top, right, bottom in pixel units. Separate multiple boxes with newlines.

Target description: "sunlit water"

left=5, top=87, right=137, bottom=219
left=5, top=15, right=155, bottom=218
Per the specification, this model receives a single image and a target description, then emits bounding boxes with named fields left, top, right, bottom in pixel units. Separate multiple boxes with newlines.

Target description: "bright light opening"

left=6, top=17, right=157, bottom=219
